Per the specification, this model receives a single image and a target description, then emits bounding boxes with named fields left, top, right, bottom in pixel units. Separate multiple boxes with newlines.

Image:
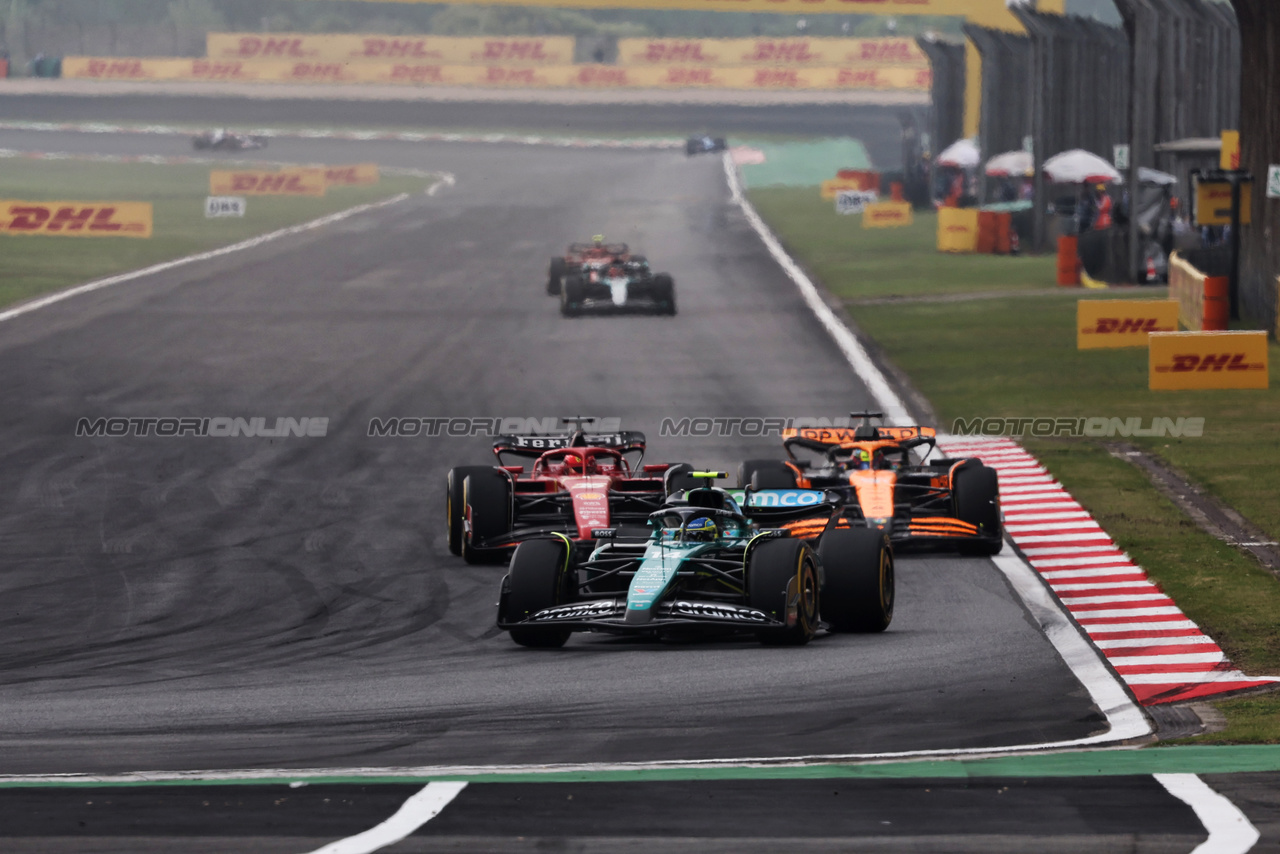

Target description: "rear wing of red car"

left=492, top=430, right=647, bottom=460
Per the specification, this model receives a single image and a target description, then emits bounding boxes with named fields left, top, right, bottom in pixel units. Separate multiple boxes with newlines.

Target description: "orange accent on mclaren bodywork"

left=847, top=468, right=896, bottom=519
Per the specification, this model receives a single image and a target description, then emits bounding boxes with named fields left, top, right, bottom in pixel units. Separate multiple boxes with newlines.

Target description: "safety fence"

left=613, top=37, right=928, bottom=67
left=57, top=32, right=933, bottom=92
left=61, top=56, right=930, bottom=90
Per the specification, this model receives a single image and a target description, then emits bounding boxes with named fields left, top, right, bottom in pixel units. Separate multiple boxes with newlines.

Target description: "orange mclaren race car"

left=739, top=413, right=1003, bottom=555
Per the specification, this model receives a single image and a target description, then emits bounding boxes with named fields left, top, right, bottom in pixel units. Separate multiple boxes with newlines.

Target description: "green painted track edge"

left=4, top=745, right=1279, bottom=788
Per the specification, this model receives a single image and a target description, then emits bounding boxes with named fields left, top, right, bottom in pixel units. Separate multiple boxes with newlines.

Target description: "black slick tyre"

left=747, top=539, right=819, bottom=645
left=817, top=528, right=894, bottom=632
left=446, top=466, right=494, bottom=556
left=954, top=464, right=1003, bottom=555
left=560, top=274, right=585, bottom=317
left=739, top=460, right=797, bottom=489
left=461, top=470, right=512, bottom=565
left=547, top=257, right=566, bottom=295
left=504, top=539, right=575, bottom=648
left=652, top=273, right=676, bottom=316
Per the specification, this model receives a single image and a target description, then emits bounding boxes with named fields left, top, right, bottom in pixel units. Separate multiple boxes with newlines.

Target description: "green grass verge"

left=749, top=186, right=1056, bottom=298
left=748, top=184, right=1280, bottom=735
left=0, top=159, right=428, bottom=310
left=1171, top=695, right=1280, bottom=745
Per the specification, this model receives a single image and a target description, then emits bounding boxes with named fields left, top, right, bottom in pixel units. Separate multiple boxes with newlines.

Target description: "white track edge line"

left=304, top=782, right=468, bottom=854
left=721, top=152, right=911, bottom=425
left=723, top=153, right=1151, bottom=746
left=1154, top=774, right=1260, bottom=854
left=0, top=180, right=453, bottom=324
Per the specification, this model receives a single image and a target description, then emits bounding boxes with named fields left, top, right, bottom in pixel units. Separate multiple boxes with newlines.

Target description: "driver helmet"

left=684, top=516, right=718, bottom=542
left=591, top=234, right=605, bottom=246
left=563, top=453, right=583, bottom=472
left=853, top=449, right=873, bottom=470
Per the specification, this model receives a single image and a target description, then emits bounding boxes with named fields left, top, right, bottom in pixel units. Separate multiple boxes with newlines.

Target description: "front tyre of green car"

left=505, top=538, right=576, bottom=648
left=748, top=539, right=819, bottom=646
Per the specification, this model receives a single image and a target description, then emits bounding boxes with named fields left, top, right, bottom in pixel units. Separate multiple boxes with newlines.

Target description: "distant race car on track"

left=685, top=135, right=728, bottom=156
left=446, top=418, right=695, bottom=565
left=546, top=236, right=676, bottom=316
left=192, top=130, right=268, bottom=151
left=739, top=412, right=1003, bottom=555
left=496, top=472, right=893, bottom=647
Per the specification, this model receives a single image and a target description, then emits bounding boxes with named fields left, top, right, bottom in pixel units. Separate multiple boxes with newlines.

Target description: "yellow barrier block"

left=937, top=208, right=978, bottom=252
left=862, top=201, right=913, bottom=229
left=1077, top=300, right=1180, bottom=350
left=324, top=164, right=381, bottom=187
left=210, top=169, right=327, bottom=197
left=1149, top=331, right=1269, bottom=390
left=0, top=200, right=152, bottom=238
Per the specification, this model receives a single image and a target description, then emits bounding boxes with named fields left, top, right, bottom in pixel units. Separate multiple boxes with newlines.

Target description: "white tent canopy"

left=937, top=138, right=980, bottom=169
left=1042, top=149, right=1122, bottom=184
left=984, top=150, right=1034, bottom=178
left=1138, top=166, right=1178, bottom=186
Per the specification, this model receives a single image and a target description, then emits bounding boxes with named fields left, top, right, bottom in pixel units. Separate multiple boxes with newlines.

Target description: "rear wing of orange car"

left=781, top=425, right=937, bottom=459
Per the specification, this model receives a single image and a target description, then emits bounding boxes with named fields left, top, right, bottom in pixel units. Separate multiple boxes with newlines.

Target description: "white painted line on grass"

left=724, top=152, right=1152, bottom=750
left=1128, top=672, right=1280, bottom=685
left=1098, top=635, right=1217, bottom=649
left=1108, top=652, right=1226, bottom=666
left=1076, top=606, right=1183, bottom=619
left=305, top=782, right=467, bottom=854
left=1156, top=774, right=1260, bottom=854
left=1053, top=581, right=1159, bottom=593
left=0, top=189, right=436, bottom=325
left=1088, top=621, right=1201, bottom=634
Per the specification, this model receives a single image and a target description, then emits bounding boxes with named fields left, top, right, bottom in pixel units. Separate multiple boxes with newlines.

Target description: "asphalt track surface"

left=0, top=777, right=1222, bottom=853
left=0, top=126, right=1116, bottom=781
left=14, top=120, right=1278, bottom=853
left=0, top=91, right=915, bottom=169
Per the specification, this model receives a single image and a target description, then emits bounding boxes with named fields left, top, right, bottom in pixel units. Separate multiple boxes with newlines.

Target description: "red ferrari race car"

left=739, top=412, right=1003, bottom=555
left=546, top=236, right=632, bottom=296
left=545, top=236, right=676, bottom=315
left=446, top=419, right=695, bottom=564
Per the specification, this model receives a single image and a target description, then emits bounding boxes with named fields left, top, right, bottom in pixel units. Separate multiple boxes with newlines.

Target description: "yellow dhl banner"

left=616, top=37, right=927, bottom=66
left=295, top=0, right=1059, bottom=32
left=210, top=169, right=327, bottom=197
left=1077, top=300, right=1180, bottom=350
left=1149, top=331, right=1269, bottom=390
left=64, top=57, right=931, bottom=90
left=862, top=201, right=914, bottom=229
left=206, top=33, right=575, bottom=64
left=0, top=200, right=152, bottom=238
left=324, top=164, right=380, bottom=187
